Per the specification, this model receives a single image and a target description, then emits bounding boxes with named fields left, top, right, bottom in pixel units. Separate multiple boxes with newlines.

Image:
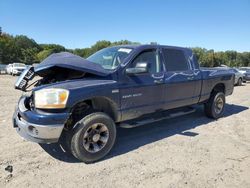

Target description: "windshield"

left=13, top=63, right=26, bottom=68
left=87, top=47, right=133, bottom=70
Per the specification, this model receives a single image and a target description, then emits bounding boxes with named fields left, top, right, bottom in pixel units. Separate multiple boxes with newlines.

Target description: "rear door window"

left=162, top=49, right=189, bottom=71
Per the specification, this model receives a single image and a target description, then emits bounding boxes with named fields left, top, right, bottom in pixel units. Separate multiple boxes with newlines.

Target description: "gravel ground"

left=0, top=75, right=250, bottom=188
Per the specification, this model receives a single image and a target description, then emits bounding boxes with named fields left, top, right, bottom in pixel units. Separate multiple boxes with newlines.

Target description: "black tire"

left=69, top=112, right=116, bottom=163
left=204, top=92, right=225, bottom=119
left=237, top=78, right=242, bottom=86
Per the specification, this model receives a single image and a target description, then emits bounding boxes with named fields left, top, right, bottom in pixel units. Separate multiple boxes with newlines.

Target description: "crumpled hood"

left=35, top=52, right=110, bottom=77
left=32, top=78, right=117, bottom=92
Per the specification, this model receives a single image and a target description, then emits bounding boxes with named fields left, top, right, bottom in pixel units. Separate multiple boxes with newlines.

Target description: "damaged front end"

left=13, top=52, right=110, bottom=143
left=15, top=52, right=110, bottom=91
left=15, top=65, right=88, bottom=92
left=13, top=64, right=73, bottom=143
left=15, top=66, right=36, bottom=91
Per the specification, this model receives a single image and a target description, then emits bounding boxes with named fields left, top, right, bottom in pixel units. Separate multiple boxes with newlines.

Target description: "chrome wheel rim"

left=83, top=123, right=109, bottom=153
left=214, top=97, right=224, bottom=114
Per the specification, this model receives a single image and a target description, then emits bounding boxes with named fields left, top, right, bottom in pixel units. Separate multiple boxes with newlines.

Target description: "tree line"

left=0, top=30, right=249, bottom=67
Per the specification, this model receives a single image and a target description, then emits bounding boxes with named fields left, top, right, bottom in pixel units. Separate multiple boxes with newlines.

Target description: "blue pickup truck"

left=13, top=45, right=234, bottom=163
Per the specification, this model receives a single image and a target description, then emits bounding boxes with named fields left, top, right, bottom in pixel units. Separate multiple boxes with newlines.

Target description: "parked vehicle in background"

left=0, top=64, right=7, bottom=74
left=32, top=63, right=39, bottom=67
left=11, top=63, right=26, bottom=76
left=13, top=45, right=235, bottom=163
left=6, top=64, right=13, bottom=74
left=238, top=67, right=250, bottom=82
left=232, top=68, right=245, bottom=86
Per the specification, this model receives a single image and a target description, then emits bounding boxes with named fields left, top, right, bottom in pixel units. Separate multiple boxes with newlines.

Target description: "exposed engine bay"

left=35, top=67, right=86, bottom=86
left=15, top=52, right=110, bottom=91
left=15, top=66, right=88, bottom=91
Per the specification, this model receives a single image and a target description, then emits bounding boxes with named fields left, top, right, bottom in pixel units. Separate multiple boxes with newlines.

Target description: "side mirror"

left=126, top=62, right=148, bottom=75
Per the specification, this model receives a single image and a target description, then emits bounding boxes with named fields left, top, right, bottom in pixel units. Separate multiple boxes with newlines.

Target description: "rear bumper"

left=13, top=96, right=70, bottom=143
left=243, top=75, right=250, bottom=81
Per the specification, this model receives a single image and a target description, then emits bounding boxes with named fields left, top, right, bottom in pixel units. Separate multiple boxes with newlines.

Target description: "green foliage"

left=0, top=28, right=249, bottom=67
left=191, top=47, right=250, bottom=67
left=0, top=33, right=19, bottom=64
left=237, top=52, right=250, bottom=67
left=111, top=40, right=139, bottom=46
left=40, top=44, right=65, bottom=52
left=36, top=49, right=52, bottom=62
left=15, top=35, right=40, bottom=50
left=0, top=33, right=40, bottom=64
left=72, top=40, right=139, bottom=58
left=73, top=48, right=91, bottom=58
left=20, top=48, right=39, bottom=64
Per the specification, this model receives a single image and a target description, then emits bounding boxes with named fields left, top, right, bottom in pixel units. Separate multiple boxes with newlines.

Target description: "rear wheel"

left=69, top=112, right=116, bottom=163
left=204, top=92, right=225, bottom=119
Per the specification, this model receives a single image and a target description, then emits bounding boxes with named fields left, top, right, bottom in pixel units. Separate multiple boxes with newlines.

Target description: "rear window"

left=162, top=49, right=189, bottom=71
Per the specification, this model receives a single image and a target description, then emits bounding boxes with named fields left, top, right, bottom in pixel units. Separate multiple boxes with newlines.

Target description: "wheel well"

left=212, top=83, right=225, bottom=94
left=90, top=97, right=118, bottom=121
left=65, top=97, right=118, bottom=130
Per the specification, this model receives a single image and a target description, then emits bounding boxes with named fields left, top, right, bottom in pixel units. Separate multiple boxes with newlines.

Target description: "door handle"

left=154, top=79, right=164, bottom=84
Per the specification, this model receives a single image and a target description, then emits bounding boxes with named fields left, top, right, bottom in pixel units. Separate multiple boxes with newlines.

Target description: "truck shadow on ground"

left=39, top=103, right=248, bottom=163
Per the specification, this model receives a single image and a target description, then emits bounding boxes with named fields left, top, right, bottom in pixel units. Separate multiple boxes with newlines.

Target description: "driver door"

left=120, top=49, right=165, bottom=121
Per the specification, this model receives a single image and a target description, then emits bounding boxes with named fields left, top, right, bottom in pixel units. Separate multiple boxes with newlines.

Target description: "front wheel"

left=204, top=92, right=225, bottom=119
left=69, top=112, right=116, bottom=163
left=237, top=78, right=242, bottom=86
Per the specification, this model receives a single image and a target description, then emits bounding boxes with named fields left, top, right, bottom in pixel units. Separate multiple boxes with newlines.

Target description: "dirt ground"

left=0, top=75, right=249, bottom=188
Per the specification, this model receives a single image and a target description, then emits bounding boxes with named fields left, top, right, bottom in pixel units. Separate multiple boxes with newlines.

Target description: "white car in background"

left=11, top=63, right=26, bottom=76
left=6, top=64, right=13, bottom=74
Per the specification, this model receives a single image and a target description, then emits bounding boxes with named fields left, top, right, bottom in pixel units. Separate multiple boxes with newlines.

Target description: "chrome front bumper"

left=13, top=112, right=64, bottom=143
left=13, top=97, right=69, bottom=144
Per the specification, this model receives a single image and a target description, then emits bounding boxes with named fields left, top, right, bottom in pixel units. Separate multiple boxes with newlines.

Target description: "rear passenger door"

left=161, top=48, right=201, bottom=109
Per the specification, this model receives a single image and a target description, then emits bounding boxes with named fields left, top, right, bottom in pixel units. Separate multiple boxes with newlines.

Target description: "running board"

left=119, top=107, right=196, bottom=128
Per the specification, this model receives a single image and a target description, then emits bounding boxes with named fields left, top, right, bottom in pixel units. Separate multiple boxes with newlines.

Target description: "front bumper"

left=13, top=70, right=23, bottom=75
left=13, top=96, right=70, bottom=143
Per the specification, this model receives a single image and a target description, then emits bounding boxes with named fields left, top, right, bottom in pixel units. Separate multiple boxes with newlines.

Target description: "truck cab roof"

left=110, top=44, right=191, bottom=51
